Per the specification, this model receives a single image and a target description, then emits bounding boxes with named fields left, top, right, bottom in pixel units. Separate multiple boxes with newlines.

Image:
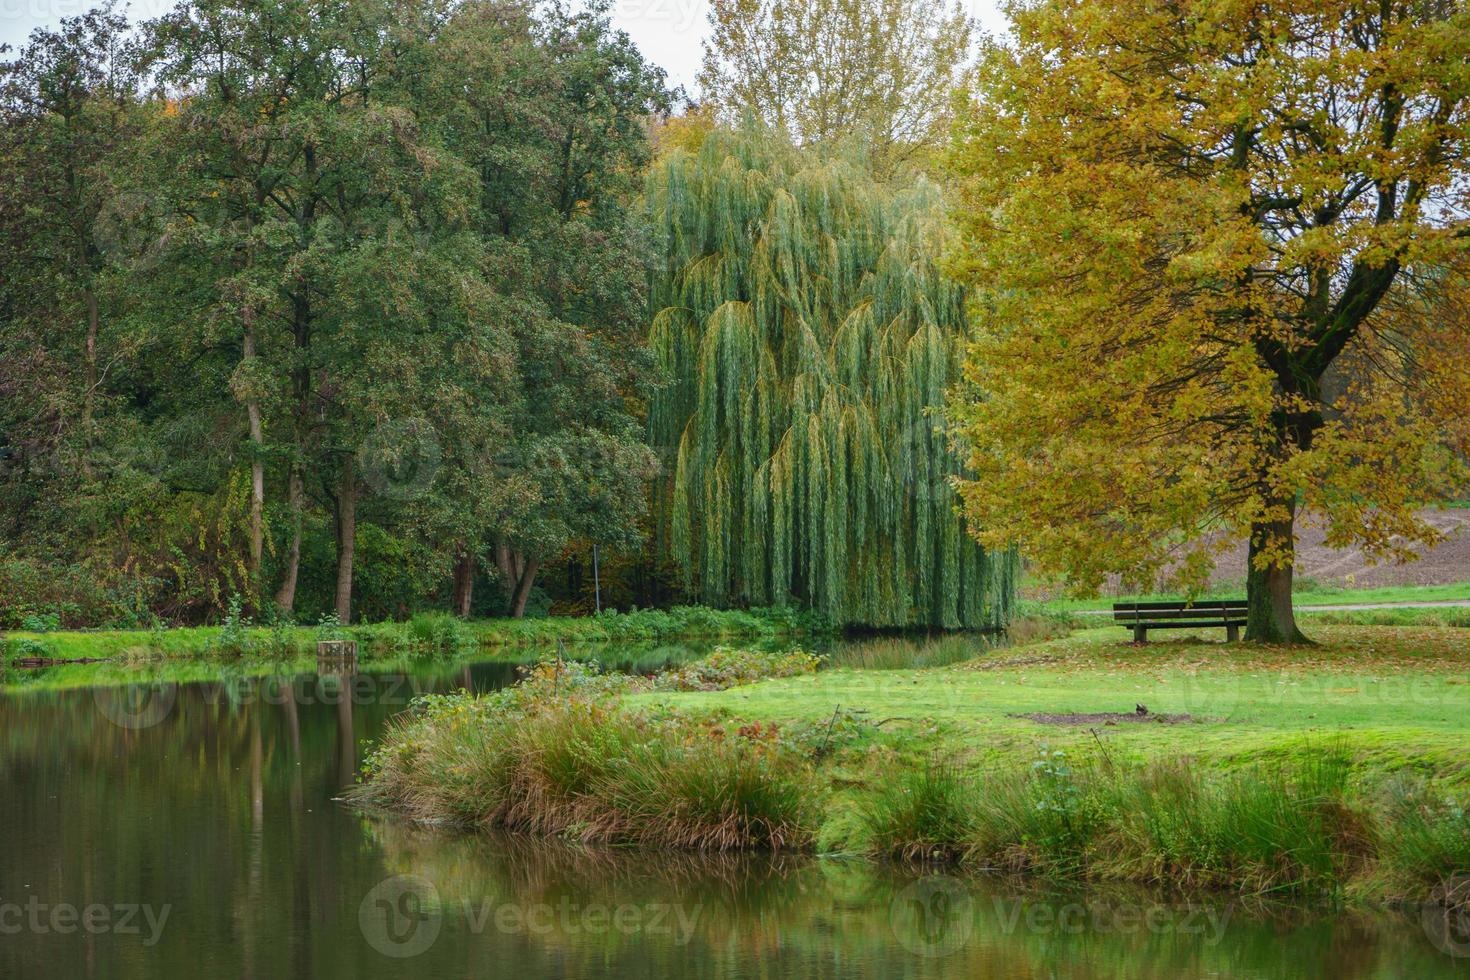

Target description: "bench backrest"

left=1112, top=600, right=1248, bottom=623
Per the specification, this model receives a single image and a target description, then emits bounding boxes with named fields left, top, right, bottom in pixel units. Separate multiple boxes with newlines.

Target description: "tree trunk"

left=508, top=554, right=542, bottom=618
left=78, top=285, right=100, bottom=480
left=493, top=537, right=514, bottom=613
left=243, top=318, right=264, bottom=579
left=1245, top=495, right=1309, bottom=644
left=83, top=287, right=99, bottom=425
left=274, top=463, right=303, bottom=613
left=493, top=538, right=513, bottom=584
left=452, top=550, right=475, bottom=618
left=334, top=460, right=357, bottom=624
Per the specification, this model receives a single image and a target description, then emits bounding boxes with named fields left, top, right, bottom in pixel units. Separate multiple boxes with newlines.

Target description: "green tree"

left=143, top=0, right=487, bottom=622
left=699, top=0, right=972, bottom=171
left=947, top=0, right=1470, bottom=641
left=0, top=6, right=144, bottom=538
left=647, top=125, right=1016, bottom=628
left=419, top=0, right=668, bottom=616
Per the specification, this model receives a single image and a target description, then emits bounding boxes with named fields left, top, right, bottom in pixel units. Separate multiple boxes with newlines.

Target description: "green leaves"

left=648, top=125, right=1016, bottom=628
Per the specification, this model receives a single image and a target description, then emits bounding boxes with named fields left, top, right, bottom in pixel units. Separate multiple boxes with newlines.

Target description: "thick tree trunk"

left=334, top=460, right=357, bottom=624
left=274, top=463, right=303, bottom=613
left=508, top=554, right=542, bottom=619
left=1245, top=495, right=1309, bottom=644
left=493, top=537, right=514, bottom=612
left=243, top=319, right=264, bottom=578
left=493, top=538, right=513, bottom=584
left=452, top=550, right=475, bottom=618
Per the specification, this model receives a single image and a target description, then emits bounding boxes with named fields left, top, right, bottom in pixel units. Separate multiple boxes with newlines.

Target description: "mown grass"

left=637, top=627, right=1470, bottom=778
left=1034, top=580, right=1470, bottom=613
left=1300, top=606, right=1470, bottom=628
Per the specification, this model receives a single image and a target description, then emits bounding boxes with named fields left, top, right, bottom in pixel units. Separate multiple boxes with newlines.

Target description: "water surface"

left=1, top=648, right=1465, bottom=978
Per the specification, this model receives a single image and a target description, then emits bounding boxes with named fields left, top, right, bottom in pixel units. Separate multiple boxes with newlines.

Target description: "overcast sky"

left=1, top=0, right=1010, bottom=93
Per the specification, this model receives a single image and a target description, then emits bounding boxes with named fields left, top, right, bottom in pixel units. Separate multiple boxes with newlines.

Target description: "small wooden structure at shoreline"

left=316, top=639, right=358, bottom=662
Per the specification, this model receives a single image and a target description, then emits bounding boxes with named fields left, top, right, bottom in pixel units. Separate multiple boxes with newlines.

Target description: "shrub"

left=0, top=559, right=158, bottom=629
left=20, top=612, right=61, bottom=633
left=653, top=647, right=822, bottom=691
left=315, top=613, right=347, bottom=642
left=213, top=593, right=253, bottom=656
left=408, top=611, right=470, bottom=653
left=5, top=636, right=56, bottom=662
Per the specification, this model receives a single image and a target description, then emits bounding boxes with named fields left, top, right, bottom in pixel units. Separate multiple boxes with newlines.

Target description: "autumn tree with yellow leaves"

left=947, top=0, right=1470, bottom=641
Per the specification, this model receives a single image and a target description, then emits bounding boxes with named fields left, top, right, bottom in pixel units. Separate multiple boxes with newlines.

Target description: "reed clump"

left=859, top=750, right=1469, bottom=901
left=355, top=657, right=821, bottom=850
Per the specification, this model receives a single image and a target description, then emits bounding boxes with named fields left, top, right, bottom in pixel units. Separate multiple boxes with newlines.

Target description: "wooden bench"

left=1112, top=600, right=1247, bottom=643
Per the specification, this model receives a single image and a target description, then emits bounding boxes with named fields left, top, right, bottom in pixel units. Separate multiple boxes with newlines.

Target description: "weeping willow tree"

left=647, top=126, right=1016, bottom=628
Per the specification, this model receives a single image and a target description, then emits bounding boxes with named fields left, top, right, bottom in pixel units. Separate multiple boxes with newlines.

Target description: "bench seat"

left=1113, top=600, right=1247, bottom=643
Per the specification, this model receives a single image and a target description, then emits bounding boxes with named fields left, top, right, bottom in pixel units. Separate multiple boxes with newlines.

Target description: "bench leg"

left=1226, top=625, right=1240, bottom=643
left=1134, top=625, right=1147, bottom=644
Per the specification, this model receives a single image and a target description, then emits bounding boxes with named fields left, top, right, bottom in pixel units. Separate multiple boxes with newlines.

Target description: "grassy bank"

left=357, top=626, right=1470, bottom=904
left=353, top=651, right=826, bottom=849
left=1, top=605, right=828, bottom=664
left=1032, top=580, right=1470, bottom=614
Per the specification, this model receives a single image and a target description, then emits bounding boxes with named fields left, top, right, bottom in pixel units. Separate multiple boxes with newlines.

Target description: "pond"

left=1, top=646, right=1465, bottom=978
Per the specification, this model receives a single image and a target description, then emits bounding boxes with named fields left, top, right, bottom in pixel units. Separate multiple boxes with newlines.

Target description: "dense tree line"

left=0, top=0, right=669, bottom=625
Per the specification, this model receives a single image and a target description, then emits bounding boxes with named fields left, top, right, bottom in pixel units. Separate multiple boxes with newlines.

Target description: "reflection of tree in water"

left=362, top=819, right=1445, bottom=979
left=0, top=674, right=1459, bottom=979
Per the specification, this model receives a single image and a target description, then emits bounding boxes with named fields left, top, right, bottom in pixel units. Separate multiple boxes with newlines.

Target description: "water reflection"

left=0, top=659, right=1463, bottom=979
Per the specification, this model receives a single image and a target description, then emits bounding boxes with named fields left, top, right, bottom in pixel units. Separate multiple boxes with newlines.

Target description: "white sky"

left=1, top=0, right=1010, bottom=93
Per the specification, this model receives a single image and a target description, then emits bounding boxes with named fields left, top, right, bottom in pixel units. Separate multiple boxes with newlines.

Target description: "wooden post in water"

left=316, top=639, right=357, bottom=662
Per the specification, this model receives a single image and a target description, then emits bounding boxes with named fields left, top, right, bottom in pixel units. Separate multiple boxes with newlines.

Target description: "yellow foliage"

left=946, top=0, right=1470, bottom=601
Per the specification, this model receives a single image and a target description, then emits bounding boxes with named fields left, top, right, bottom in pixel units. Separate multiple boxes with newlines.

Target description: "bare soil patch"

left=1010, top=709, right=1198, bottom=726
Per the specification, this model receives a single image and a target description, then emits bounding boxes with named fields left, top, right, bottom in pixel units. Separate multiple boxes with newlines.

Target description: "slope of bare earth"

left=1022, top=508, right=1470, bottom=598
left=1205, top=507, right=1470, bottom=589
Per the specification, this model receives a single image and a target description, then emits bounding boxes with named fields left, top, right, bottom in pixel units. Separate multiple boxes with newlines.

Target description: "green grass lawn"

left=1031, top=580, right=1470, bottom=613
left=630, top=625, right=1470, bottom=786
